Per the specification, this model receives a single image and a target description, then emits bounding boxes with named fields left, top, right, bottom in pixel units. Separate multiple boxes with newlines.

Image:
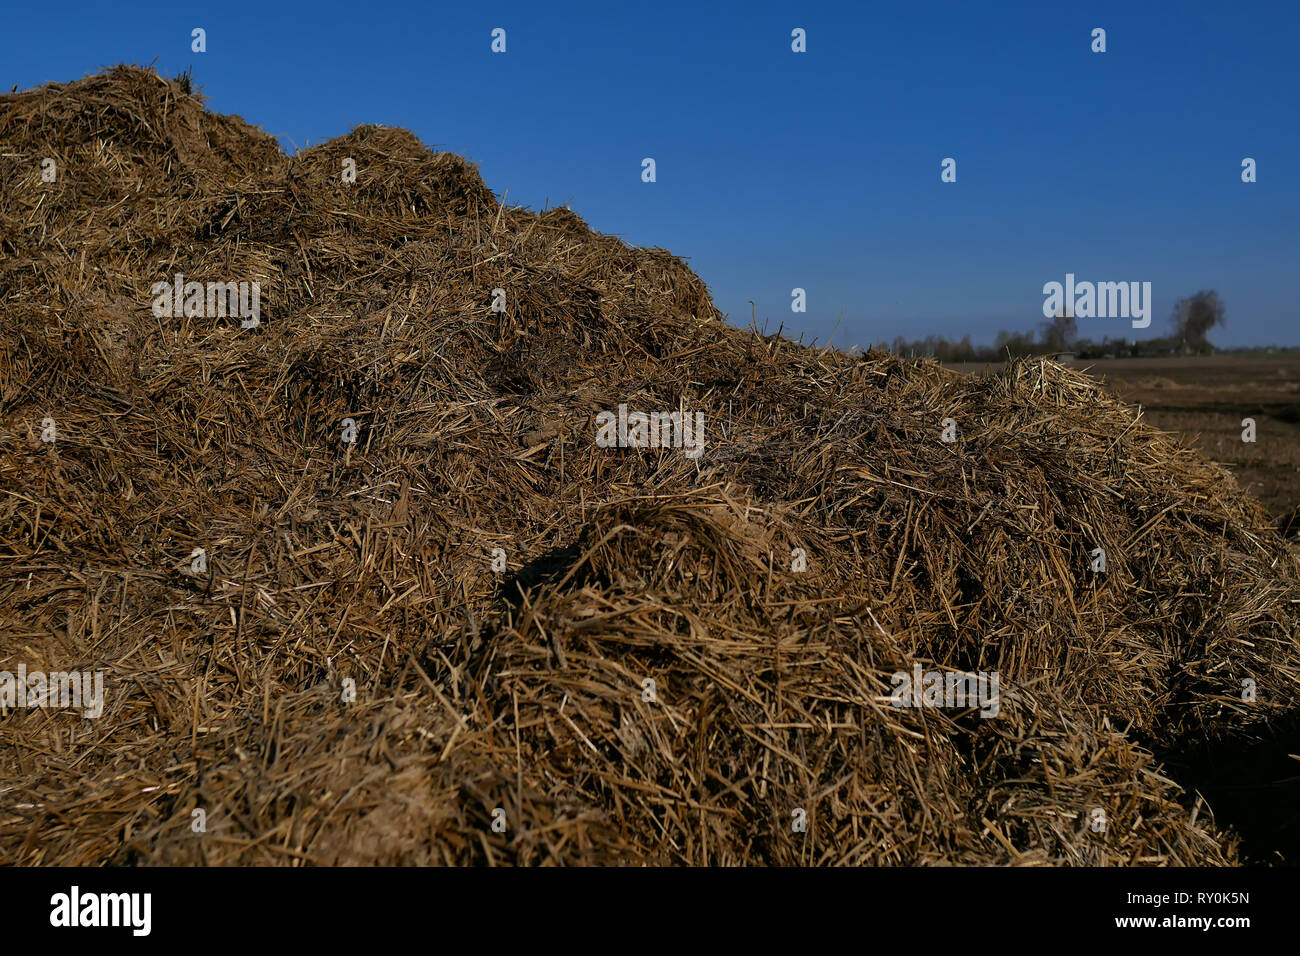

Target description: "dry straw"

left=1, top=66, right=1296, bottom=865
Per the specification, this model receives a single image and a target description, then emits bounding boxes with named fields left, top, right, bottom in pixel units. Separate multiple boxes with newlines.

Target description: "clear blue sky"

left=6, top=0, right=1298, bottom=346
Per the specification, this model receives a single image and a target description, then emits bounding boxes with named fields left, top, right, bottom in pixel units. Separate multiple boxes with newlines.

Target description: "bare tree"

left=1040, top=303, right=1077, bottom=352
left=1170, top=290, right=1225, bottom=353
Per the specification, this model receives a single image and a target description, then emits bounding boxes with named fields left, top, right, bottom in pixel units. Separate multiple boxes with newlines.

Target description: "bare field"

left=948, top=355, right=1300, bottom=527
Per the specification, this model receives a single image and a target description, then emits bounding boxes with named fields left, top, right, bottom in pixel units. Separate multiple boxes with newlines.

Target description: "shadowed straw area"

left=1, top=66, right=1297, bottom=865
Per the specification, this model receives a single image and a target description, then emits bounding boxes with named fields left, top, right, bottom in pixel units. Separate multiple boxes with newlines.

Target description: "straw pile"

left=2, top=66, right=1297, bottom=866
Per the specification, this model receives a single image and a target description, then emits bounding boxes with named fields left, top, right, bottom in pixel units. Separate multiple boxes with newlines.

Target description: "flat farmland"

left=947, top=354, right=1300, bottom=529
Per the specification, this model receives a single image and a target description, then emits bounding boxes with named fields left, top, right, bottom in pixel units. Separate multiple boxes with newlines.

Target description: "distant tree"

left=1039, top=306, right=1078, bottom=353
left=953, top=334, right=975, bottom=362
left=997, top=330, right=1034, bottom=357
left=1170, top=290, right=1225, bottom=354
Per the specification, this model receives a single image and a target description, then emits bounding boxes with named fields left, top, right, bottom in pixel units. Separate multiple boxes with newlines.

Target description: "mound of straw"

left=1, top=66, right=1297, bottom=865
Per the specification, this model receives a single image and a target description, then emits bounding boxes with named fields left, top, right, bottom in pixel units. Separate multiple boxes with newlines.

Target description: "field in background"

left=947, top=354, right=1300, bottom=526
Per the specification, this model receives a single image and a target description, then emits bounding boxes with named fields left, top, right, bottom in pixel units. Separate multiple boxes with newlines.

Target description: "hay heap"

left=2, top=66, right=1297, bottom=866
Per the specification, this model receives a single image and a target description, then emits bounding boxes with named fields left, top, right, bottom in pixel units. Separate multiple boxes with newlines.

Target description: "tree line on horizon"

left=878, top=290, right=1228, bottom=362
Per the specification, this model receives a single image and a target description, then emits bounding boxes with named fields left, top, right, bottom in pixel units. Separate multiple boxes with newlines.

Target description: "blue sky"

left=6, top=0, right=1298, bottom=346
